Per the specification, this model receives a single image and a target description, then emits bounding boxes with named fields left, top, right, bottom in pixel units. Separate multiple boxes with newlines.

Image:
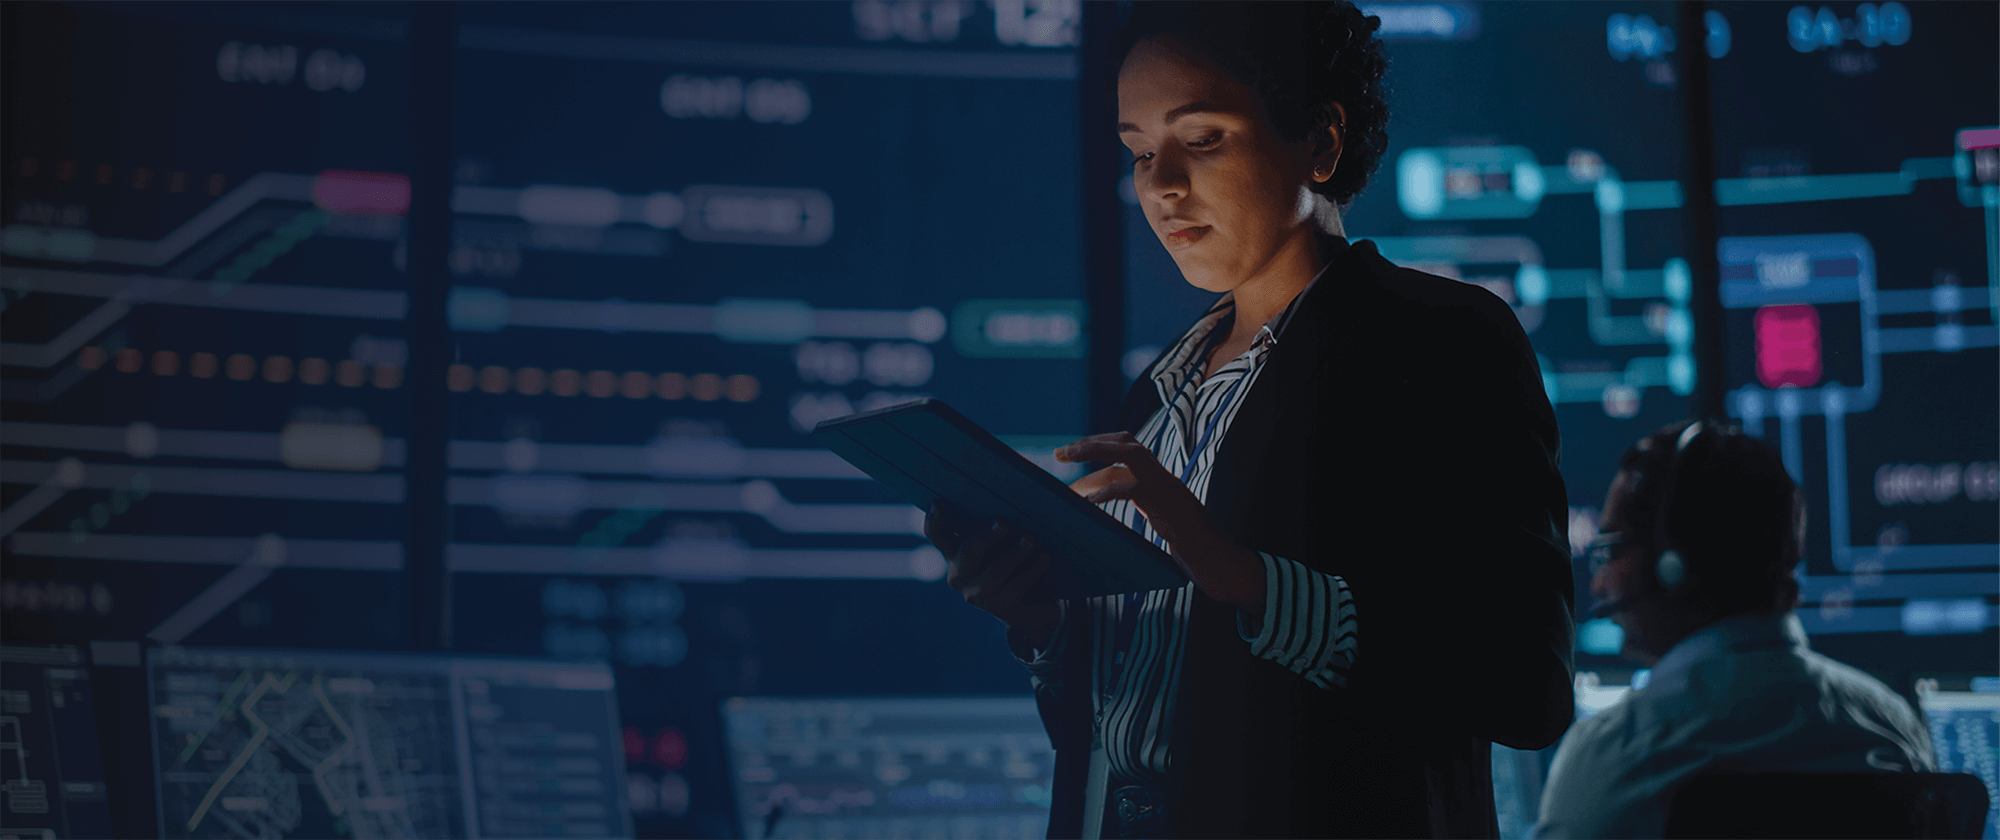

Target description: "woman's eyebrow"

left=1117, top=100, right=1224, bottom=134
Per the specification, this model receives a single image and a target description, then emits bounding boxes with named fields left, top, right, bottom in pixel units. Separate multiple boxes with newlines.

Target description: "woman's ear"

left=1310, top=102, right=1348, bottom=184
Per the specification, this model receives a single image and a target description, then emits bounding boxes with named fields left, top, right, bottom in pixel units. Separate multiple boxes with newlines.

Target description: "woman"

left=925, top=3, right=1575, bottom=837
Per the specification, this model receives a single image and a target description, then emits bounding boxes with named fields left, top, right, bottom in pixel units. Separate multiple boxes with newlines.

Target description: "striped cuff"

left=1236, top=552, right=1357, bottom=690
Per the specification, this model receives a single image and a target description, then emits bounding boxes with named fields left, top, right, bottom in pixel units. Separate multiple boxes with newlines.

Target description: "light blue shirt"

left=1536, top=611, right=1936, bottom=839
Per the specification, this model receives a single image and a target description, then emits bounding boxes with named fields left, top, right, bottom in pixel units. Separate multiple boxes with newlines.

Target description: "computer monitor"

left=1574, top=670, right=1645, bottom=721
left=0, top=645, right=113, bottom=840
left=1491, top=742, right=1547, bottom=840
left=721, top=695, right=1056, bottom=840
left=147, top=647, right=631, bottom=839
left=1917, top=683, right=2000, bottom=840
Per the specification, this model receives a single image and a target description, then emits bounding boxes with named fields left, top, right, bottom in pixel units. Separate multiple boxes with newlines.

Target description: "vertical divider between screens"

left=1675, top=0, right=1727, bottom=422
left=1082, top=1, right=1129, bottom=436
left=406, top=4, right=458, bottom=653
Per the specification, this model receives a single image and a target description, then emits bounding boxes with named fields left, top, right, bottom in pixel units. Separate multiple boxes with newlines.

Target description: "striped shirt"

left=1013, top=270, right=1359, bottom=789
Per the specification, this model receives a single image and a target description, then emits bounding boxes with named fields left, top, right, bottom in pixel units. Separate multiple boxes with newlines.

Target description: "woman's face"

left=1118, top=36, right=1325, bottom=293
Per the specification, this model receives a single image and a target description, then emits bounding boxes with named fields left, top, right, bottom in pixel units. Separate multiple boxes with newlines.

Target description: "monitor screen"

left=0, top=645, right=114, bottom=840
left=1573, top=670, right=1641, bottom=721
left=1707, top=0, right=1998, bottom=640
left=1491, top=742, right=1548, bottom=840
left=147, top=646, right=629, bottom=839
left=721, top=695, right=1055, bottom=840
left=1918, top=686, right=2000, bottom=840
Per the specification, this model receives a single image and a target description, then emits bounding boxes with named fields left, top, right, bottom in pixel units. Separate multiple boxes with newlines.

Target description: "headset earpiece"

left=1647, top=421, right=1708, bottom=600
left=1656, top=549, right=1686, bottom=591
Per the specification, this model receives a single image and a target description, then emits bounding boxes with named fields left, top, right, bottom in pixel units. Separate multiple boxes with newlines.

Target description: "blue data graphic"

left=439, top=6, right=1087, bottom=834
left=1, top=3, right=418, bottom=653
left=147, top=647, right=628, bottom=840
left=2, top=2, right=1088, bottom=835
left=1122, top=1, right=1995, bottom=649
left=6, top=4, right=1997, bottom=839
left=720, top=696, right=1056, bottom=840
left=1918, top=687, right=2000, bottom=840
left=0, top=646, right=114, bottom=840
left=1707, top=1, right=1998, bottom=642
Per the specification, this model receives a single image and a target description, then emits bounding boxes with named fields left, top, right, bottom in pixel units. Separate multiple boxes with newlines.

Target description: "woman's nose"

left=1143, top=153, right=1189, bottom=202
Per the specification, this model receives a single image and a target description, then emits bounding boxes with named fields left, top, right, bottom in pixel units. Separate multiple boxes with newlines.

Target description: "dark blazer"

left=1037, top=239, right=1576, bottom=839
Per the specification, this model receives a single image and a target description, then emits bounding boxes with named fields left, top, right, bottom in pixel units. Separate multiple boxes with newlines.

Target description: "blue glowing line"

left=1718, top=172, right=1902, bottom=205
left=1825, top=392, right=1852, bottom=569
left=1986, top=188, right=1999, bottom=325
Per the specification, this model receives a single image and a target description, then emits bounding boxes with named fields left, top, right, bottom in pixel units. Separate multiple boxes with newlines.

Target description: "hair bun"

left=1364, top=14, right=1382, bottom=33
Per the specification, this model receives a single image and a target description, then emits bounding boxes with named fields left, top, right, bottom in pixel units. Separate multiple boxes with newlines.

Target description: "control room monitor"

left=148, top=647, right=630, bottom=840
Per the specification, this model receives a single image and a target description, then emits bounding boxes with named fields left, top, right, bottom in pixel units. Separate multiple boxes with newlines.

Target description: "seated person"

left=1535, top=421, right=1936, bottom=839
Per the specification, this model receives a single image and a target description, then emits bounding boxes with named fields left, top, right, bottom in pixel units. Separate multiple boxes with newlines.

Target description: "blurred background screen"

left=145, top=647, right=626, bottom=839
left=720, top=696, right=1055, bottom=840
left=1, top=2, right=1994, bottom=838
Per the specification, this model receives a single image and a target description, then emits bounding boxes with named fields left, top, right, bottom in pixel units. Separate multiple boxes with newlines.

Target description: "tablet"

left=812, top=399, right=1188, bottom=599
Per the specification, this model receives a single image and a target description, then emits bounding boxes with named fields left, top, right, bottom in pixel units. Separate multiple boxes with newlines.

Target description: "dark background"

left=2, top=2, right=1994, bottom=838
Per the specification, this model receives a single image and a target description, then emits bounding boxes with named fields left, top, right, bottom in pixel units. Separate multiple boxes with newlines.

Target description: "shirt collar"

left=1647, top=610, right=1810, bottom=688
left=1148, top=254, right=1341, bottom=395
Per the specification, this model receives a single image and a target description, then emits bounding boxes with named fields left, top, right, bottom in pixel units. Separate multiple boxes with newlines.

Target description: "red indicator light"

left=313, top=169, right=410, bottom=215
left=1755, top=304, right=1822, bottom=388
left=653, top=727, right=688, bottom=771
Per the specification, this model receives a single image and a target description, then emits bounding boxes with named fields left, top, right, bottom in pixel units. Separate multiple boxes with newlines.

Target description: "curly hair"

left=1117, top=1, right=1391, bottom=207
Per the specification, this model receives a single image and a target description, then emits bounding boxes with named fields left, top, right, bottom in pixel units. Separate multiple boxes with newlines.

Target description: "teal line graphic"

left=208, top=208, right=330, bottom=296
left=1715, top=156, right=1956, bottom=206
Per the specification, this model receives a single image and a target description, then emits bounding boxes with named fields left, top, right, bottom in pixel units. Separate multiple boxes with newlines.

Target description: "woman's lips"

left=1166, top=226, right=1210, bottom=245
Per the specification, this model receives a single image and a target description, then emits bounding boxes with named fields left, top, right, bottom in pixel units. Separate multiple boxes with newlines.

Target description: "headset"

left=1589, top=420, right=1805, bottom=620
left=1588, top=420, right=1710, bottom=619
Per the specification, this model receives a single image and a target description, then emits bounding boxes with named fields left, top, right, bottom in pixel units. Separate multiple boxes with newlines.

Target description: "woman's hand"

left=1058, top=432, right=1267, bottom=615
left=925, top=500, right=1062, bottom=648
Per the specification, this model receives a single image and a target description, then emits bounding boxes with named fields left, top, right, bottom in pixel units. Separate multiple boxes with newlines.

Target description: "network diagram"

left=1380, top=124, right=1999, bottom=639
left=1720, top=127, right=2000, bottom=636
left=1386, top=143, right=1697, bottom=412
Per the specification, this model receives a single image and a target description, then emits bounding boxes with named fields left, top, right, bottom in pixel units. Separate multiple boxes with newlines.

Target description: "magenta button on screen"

left=1957, top=127, right=2000, bottom=151
left=313, top=169, right=411, bottom=215
left=1755, top=304, right=1823, bottom=389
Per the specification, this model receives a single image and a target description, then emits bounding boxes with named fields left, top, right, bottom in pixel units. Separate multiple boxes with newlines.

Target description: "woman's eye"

left=1130, top=152, right=1153, bottom=166
left=1187, top=133, right=1222, bottom=149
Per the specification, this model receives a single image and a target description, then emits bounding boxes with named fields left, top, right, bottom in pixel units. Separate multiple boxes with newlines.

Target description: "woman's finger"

left=1068, top=465, right=1135, bottom=498
left=1085, top=479, right=1144, bottom=505
left=1054, top=432, right=1142, bottom=462
left=1059, top=440, right=1174, bottom=483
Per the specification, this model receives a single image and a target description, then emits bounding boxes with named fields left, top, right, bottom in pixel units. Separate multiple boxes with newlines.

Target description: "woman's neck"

left=1224, top=228, right=1343, bottom=337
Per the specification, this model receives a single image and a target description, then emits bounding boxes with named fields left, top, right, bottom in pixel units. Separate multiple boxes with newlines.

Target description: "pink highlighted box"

left=313, top=169, right=410, bottom=215
left=1958, top=128, right=2000, bottom=151
left=1755, top=304, right=1822, bottom=389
